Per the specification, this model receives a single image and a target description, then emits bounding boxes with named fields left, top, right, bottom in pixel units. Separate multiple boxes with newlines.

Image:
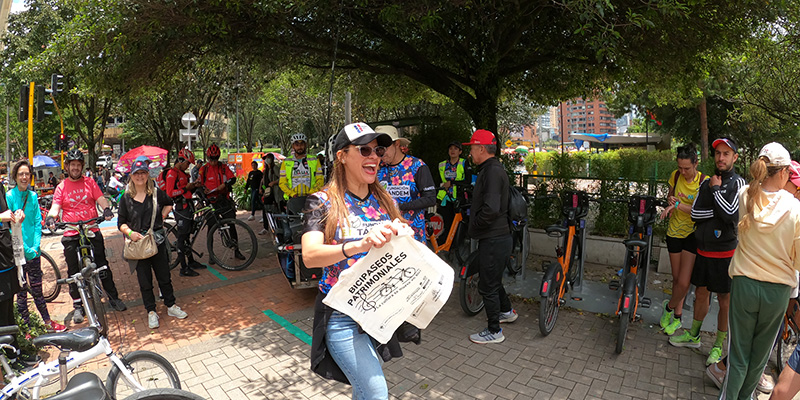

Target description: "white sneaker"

left=167, top=305, right=188, bottom=319
left=247, top=215, right=255, bottom=221
left=148, top=311, right=159, bottom=329
left=258, top=228, right=269, bottom=235
left=259, top=218, right=264, bottom=223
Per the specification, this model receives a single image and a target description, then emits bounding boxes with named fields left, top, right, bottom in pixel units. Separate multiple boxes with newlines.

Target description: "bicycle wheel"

left=539, top=266, right=560, bottom=336
left=453, top=226, right=471, bottom=265
left=40, top=250, right=61, bottom=302
left=207, top=218, right=258, bottom=271
left=616, top=311, right=630, bottom=354
left=778, top=322, right=799, bottom=373
left=122, top=388, right=205, bottom=400
left=566, top=237, right=581, bottom=284
left=165, top=224, right=180, bottom=270
left=459, top=273, right=483, bottom=316
left=106, top=350, right=181, bottom=398
left=88, top=273, right=109, bottom=336
left=507, top=229, right=524, bottom=275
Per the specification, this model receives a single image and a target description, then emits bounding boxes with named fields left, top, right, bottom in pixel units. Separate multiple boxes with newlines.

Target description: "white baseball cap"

left=758, top=142, right=792, bottom=167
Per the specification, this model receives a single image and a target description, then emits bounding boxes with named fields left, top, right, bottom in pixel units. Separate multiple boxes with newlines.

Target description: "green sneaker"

left=669, top=330, right=702, bottom=348
left=664, top=318, right=682, bottom=336
left=706, top=345, right=723, bottom=365
left=659, top=300, right=674, bottom=330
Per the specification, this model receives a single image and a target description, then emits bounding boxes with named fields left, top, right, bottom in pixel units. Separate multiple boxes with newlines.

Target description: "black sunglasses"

left=353, top=145, right=386, bottom=158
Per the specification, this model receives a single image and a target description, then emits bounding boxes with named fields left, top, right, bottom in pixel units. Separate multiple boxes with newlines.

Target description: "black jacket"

left=469, top=157, right=509, bottom=239
left=691, top=168, right=746, bottom=253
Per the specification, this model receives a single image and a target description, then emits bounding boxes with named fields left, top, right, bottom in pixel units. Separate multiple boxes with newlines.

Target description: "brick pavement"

left=27, top=214, right=787, bottom=399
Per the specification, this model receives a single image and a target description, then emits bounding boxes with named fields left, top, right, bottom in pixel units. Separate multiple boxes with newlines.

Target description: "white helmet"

left=326, top=133, right=338, bottom=163
left=291, top=133, right=307, bottom=144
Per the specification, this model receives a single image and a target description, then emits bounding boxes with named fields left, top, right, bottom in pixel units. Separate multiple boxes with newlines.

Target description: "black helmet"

left=65, top=149, right=84, bottom=163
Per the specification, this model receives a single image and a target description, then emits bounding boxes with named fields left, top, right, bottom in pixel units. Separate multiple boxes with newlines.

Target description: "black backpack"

left=508, top=186, right=528, bottom=230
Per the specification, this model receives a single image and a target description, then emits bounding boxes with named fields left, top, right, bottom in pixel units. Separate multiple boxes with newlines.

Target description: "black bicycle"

left=165, top=190, right=258, bottom=271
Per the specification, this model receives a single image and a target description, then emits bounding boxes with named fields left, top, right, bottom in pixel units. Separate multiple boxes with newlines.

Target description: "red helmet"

left=178, top=148, right=195, bottom=164
left=206, top=144, right=221, bottom=159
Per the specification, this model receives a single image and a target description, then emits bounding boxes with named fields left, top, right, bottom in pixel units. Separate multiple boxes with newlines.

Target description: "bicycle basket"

left=561, top=191, right=589, bottom=220
left=627, top=195, right=658, bottom=226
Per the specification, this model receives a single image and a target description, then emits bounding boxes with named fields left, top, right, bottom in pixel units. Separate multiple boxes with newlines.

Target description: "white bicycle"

left=0, top=253, right=180, bottom=399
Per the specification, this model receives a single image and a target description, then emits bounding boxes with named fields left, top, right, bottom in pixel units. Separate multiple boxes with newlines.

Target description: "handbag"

left=123, top=193, right=158, bottom=260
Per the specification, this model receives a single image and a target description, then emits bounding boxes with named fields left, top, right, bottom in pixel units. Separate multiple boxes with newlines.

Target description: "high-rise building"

left=557, top=98, right=616, bottom=142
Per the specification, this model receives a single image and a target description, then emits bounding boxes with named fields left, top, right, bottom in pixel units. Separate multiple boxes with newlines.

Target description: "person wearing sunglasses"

left=304, top=122, right=410, bottom=399
left=376, top=126, right=436, bottom=243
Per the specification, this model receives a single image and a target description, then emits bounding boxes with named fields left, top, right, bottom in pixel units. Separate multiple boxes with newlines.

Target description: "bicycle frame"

left=428, top=212, right=464, bottom=253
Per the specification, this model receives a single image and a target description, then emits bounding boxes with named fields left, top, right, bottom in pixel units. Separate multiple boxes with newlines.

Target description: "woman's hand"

left=353, top=219, right=410, bottom=253
left=660, top=205, right=674, bottom=220
left=13, top=210, right=25, bottom=223
left=667, top=196, right=678, bottom=206
left=0, top=209, right=16, bottom=223
left=129, top=231, right=144, bottom=242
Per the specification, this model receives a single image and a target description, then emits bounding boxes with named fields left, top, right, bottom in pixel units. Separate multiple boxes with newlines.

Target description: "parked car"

left=96, top=155, right=113, bottom=169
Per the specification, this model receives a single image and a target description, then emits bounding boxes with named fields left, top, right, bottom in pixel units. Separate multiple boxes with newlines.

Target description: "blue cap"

left=131, top=156, right=150, bottom=174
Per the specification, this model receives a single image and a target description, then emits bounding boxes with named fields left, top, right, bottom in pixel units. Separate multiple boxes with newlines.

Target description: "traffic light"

left=35, top=85, right=53, bottom=122
left=18, top=85, right=29, bottom=122
left=51, top=73, right=64, bottom=97
left=59, top=133, right=67, bottom=150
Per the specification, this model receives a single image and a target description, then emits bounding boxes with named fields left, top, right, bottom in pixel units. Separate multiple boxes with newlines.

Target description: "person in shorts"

left=669, top=137, right=746, bottom=367
left=660, top=143, right=708, bottom=335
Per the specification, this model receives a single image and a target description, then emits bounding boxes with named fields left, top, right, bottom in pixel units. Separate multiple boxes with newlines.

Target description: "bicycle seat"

left=0, top=335, right=14, bottom=345
left=46, top=372, right=111, bottom=400
left=623, top=239, right=648, bottom=250
left=32, top=327, right=100, bottom=352
left=545, top=225, right=568, bottom=237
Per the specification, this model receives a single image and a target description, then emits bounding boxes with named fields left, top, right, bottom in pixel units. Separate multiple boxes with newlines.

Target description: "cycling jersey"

left=304, top=188, right=392, bottom=294
left=165, top=168, right=192, bottom=207
left=377, top=155, right=436, bottom=242
left=280, top=156, right=324, bottom=199
left=52, top=177, right=104, bottom=237
left=199, top=162, right=235, bottom=203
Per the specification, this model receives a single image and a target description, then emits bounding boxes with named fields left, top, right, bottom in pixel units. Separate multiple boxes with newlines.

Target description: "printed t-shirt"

left=667, top=170, right=707, bottom=238
left=377, top=156, right=429, bottom=242
left=304, top=189, right=392, bottom=294
left=53, top=177, right=103, bottom=237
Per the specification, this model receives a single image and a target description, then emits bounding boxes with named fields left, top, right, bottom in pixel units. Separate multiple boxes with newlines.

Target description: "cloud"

left=10, top=0, right=27, bottom=14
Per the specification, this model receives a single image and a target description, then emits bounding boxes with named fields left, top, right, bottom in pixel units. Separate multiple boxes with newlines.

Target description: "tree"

left=60, top=0, right=779, bottom=136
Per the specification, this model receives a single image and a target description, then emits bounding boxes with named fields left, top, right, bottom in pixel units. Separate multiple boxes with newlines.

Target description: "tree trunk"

left=467, top=86, right=500, bottom=156
left=698, top=96, right=709, bottom=161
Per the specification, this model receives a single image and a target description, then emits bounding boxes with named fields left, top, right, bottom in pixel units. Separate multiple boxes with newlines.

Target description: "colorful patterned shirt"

left=304, top=189, right=393, bottom=294
left=377, top=155, right=436, bottom=242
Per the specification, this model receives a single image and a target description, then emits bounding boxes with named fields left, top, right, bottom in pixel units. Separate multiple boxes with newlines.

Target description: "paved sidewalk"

left=29, top=215, right=787, bottom=399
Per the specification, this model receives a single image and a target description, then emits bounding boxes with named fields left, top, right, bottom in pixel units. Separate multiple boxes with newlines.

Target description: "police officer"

left=279, top=133, right=324, bottom=213
left=198, top=144, right=244, bottom=260
left=436, top=141, right=472, bottom=238
left=165, top=148, right=204, bottom=276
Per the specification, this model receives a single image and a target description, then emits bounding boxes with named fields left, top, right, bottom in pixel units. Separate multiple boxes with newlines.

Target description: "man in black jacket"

left=245, top=161, right=264, bottom=221
left=669, top=137, right=745, bottom=367
left=465, top=129, right=518, bottom=344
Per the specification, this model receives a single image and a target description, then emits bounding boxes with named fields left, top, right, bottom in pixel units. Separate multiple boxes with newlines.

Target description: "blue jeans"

left=326, top=311, right=388, bottom=400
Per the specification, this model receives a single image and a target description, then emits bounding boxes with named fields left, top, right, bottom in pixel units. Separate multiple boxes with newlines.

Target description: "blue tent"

left=32, top=155, right=60, bottom=168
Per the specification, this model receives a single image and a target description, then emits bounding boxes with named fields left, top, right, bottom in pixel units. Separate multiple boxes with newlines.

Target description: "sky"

left=10, top=0, right=25, bottom=14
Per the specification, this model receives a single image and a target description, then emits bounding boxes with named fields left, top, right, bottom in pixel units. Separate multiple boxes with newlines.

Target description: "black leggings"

left=174, top=205, right=195, bottom=269
left=134, top=243, right=175, bottom=312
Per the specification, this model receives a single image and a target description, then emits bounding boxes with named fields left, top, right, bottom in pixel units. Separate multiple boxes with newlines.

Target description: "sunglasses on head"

left=353, top=145, right=386, bottom=158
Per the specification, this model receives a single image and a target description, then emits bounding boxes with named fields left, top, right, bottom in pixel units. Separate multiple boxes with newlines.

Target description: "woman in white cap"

left=721, top=142, right=800, bottom=399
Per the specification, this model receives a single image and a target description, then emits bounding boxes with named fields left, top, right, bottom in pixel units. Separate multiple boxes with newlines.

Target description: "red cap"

left=463, top=129, right=497, bottom=146
left=790, top=161, right=800, bottom=188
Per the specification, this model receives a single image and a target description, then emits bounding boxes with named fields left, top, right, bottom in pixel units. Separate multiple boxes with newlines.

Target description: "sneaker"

left=45, top=320, right=67, bottom=333
left=706, top=345, right=723, bottom=366
left=499, top=309, right=518, bottom=324
left=757, top=372, right=774, bottom=393
left=148, top=311, right=159, bottom=329
left=258, top=228, right=269, bottom=235
left=259, top=218, right=264, bottom=223
left=669, top=330, right=701, bottom=348
left=167, top=305, right=188, bottom=319
left=659, top=300, right=674, bottom=330
left=72, top=307, right=84, bottom=324
left=247, top=215, right=255, bottom=221
left=664, top=318, right=682, bottom=335
left=188, top=261, right=206, bottom=270
left=469, top=328, right=505, bottom=344
left=234, top=249, right=246, bottom=260
left=180, top=268, right=200, bottom=277
left=109, top=298, right=128, bottom=312
left=706, top=362, right=725, bottom=389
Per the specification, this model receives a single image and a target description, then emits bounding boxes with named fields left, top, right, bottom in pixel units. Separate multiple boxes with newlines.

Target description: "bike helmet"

left=65, top=149, right=84, bottom=163
left=206, top=144, right=221, bottom=159
left=291, top=133, right=307, bottom=144
left=178, top=148, right=195, bottom=164
left=325, top=132, right=338, bottom=163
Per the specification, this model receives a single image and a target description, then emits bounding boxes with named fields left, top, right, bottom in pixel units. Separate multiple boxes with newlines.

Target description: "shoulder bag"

left=123, top=193, right=158, bottom=260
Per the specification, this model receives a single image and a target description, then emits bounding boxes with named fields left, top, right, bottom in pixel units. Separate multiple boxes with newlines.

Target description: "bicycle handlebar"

left=54, top=216, right=106, bottom=230
left=0, top=325, right=19, bottom=335
left=57, top=264, right=107, bottom=286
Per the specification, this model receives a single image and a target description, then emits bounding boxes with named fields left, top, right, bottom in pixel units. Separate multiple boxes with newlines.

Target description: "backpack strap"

left=668, top=169, right=679, bottom=198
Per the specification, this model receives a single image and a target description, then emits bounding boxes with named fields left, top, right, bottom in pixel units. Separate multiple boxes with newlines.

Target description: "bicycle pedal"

left=540, top=261, right=549, bottom=271
left=640, top=298, right=651, bottom=308
left=570, top=296, right=583, bottom=301
left=608, top=280, right=620, bottom=291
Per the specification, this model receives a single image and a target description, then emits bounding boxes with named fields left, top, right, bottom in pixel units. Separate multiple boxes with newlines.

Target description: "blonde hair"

left=739, top=156, right=787, bottom=232
left=321, top=147, right=404, bottom=242
left=126, top=175, right=155, bottom=198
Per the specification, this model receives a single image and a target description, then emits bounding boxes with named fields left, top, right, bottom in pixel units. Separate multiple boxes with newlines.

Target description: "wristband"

left=341, top=242, right=349, bottom=259
left=127, top=230, right=133, bottom=238
left=675, top=200, right=680, bottom=207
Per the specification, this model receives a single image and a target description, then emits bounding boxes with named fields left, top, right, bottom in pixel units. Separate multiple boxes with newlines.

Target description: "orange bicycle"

left=539, top=191, right=589, bottom=336
left=426, top=183, right=472, bottom=266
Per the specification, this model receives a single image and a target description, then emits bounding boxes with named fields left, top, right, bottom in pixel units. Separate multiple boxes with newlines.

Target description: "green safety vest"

left=283, top=156, right=320, bottom=200
left=437, top=158, right=465, bottom=201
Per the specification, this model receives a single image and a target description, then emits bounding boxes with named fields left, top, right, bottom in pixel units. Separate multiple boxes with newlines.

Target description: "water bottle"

left=11, top=222, right=26, bottom=267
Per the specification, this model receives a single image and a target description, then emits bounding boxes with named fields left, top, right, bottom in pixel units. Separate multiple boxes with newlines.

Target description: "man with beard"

left=165, top=148, right=204, bottom=276
left=279, top=133, right=324, bottom=213
left=46, top=149, right=127, bottom=323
